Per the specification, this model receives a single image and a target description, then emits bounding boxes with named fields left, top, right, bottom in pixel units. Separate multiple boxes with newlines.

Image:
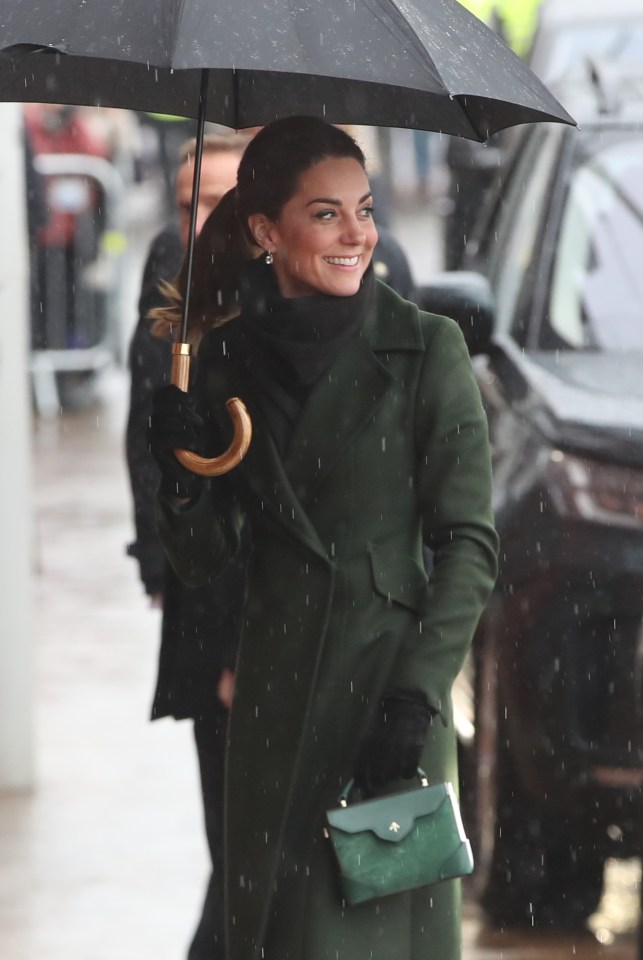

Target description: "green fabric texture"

left=157, top=281, right=499, bottom=960
left=326, top=781, right=473, bottom=905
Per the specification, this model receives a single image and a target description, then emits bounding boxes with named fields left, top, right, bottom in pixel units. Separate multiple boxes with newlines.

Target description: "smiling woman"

left=151, top=117, right=379, bottom=340
left=147, top=116, right=499, bottom=960
left=247, top=156, right=378, bottom=298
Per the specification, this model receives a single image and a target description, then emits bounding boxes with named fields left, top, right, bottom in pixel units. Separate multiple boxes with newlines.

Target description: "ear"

left=247, top=213, right=280, bottom=252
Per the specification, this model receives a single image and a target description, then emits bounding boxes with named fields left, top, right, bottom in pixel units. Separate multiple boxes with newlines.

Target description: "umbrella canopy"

left=0, top=0, right=574, bottom=140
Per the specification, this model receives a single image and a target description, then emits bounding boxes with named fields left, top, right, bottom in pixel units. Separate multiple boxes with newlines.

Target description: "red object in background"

left=23, top=103, right=108, bottom=246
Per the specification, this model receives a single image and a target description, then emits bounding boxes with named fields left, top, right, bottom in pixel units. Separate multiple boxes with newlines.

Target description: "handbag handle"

left=339, top=768, right=429, bottom=808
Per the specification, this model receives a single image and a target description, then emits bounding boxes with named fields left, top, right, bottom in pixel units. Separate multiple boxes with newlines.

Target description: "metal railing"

left=30, top=153, right=126, bottom=417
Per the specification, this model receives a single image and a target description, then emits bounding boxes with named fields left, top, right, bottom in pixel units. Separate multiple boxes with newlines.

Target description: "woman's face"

left=250, top=156, right=378, bottom=299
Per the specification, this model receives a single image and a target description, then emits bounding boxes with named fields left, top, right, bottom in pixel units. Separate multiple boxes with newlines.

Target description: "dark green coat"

left=157, top=281, right=499, bottom=960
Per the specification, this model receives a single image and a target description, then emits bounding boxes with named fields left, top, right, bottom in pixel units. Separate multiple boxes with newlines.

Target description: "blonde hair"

left=178, top=130, right=252, bottom=164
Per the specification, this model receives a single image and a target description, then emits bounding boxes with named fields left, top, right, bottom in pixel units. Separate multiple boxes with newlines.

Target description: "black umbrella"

left=0, top=0, right=573, bottom=138
left=0, top=0, right=575, bottom=472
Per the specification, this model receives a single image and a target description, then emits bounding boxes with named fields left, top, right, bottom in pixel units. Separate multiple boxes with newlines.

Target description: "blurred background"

left=0, top=0, right=642, bottom=957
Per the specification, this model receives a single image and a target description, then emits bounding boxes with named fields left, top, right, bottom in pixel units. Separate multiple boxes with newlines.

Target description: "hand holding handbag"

left=324, top=771, right=473, bottom=906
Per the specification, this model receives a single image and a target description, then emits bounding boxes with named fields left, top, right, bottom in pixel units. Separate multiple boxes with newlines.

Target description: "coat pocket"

left=368, top=542, right=428, bottom=614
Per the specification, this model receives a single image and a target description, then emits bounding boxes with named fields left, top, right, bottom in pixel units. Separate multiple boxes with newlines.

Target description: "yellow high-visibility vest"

left=458, top=0, right=543, bottom=58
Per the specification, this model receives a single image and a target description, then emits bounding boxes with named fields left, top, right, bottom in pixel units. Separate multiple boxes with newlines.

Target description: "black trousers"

left=187, top=707, right=228, bottom=960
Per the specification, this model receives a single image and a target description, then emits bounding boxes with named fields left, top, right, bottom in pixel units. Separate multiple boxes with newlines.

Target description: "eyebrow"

left=305, top=191, right=372, bottom=207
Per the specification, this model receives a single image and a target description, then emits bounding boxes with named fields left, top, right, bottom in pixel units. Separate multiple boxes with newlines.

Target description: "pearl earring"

left=265, top=250, right=274, bottom=265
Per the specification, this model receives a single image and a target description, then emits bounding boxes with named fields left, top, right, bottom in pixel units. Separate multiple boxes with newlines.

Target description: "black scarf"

left=240, top=256, right=374, bottom=453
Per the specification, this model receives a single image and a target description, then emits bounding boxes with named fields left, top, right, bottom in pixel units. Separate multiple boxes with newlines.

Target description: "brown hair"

left=151, top=116, right=366, bottom=344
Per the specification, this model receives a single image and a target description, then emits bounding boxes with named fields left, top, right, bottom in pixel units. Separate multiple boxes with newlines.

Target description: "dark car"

left=443, top=0, right=643, bottom=272
left=418, top=63, right=643, bottom=931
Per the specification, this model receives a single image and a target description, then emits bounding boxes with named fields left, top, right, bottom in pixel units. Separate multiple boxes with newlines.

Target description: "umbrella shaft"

left=181, top=68, right=210, bottom=344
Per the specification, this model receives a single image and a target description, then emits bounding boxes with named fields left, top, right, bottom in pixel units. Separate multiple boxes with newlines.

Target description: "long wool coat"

left=157, top=281, right=499, bottom=960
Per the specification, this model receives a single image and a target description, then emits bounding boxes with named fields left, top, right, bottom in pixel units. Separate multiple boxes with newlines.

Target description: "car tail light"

left=547, top=450, right=643, bottom=529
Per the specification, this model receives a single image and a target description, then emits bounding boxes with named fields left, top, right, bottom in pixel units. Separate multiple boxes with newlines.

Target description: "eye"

left=314, top=209, right=337, bottom=221
left=359, top=204, right=374, bottom=219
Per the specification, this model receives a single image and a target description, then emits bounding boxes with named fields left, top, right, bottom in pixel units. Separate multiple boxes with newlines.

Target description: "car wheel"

left=472, top=633, right=604, bottom=930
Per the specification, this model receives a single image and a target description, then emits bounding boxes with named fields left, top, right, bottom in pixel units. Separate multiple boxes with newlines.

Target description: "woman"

left=149, top=117, right=498, bottom=960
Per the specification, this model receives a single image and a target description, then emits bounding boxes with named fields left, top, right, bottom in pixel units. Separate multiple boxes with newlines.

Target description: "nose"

left=341, top=216, right=366, bottom=246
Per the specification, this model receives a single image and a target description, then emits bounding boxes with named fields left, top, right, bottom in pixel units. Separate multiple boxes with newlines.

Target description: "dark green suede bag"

left=324, top=773, right=473, bottom=906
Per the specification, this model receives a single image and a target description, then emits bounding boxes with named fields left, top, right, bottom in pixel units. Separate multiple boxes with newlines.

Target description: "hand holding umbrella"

left=169, top=73, right=252, bottom=477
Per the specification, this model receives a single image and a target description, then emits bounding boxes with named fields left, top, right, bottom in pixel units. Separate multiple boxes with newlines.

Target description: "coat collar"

left=361, top=280, right=425, bottom=353
left=200, top=282, right=425, bottom=557
left=284, top=329, right=392, bottom=504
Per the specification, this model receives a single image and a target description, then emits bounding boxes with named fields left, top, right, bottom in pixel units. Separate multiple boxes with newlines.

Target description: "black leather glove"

left=354, top=689, right=434, bottom=795
left=148, top=384, right=206, bottom=500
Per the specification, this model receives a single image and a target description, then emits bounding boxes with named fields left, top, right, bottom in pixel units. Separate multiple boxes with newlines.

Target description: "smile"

left=323, top=256, right=360, bottom=266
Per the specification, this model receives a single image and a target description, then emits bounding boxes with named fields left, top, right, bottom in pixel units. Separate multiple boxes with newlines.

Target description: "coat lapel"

left=202, top=283, right=424, bottom=549
left=284, top=331, right=394, bottom=504
left=282, top=282, right=425, bottom=503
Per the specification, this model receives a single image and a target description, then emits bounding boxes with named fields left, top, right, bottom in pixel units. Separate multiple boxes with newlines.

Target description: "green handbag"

left=324, top=772, right=473, bottom=906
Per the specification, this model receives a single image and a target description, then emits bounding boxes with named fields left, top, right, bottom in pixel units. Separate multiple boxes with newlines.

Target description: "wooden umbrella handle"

left=170, top=342, right=252, bottom=477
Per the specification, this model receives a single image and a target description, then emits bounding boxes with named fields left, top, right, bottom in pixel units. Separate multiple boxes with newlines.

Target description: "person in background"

left=340, top=125, right=416, bottom=294
left=149, top=116, right=498, bottom=960
left=127, top=131, right=250, bottom=600
left=413, top=129, right=432, bottom=203
left=140, top=112, right=197, bottom=214
left=24, top=103, right=109, bottom=350
left=23, top=124, right=47, bottom=353
left=370, top=219, right=415, bottom=300
left=126, top=131, right=250, bottom=960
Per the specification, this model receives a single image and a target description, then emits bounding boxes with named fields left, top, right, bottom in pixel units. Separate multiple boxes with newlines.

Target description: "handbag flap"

left=326, top=781, right=453, bottom=843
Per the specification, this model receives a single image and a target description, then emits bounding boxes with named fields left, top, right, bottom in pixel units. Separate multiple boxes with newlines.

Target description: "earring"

left=265, top=250, right=274, bottom=265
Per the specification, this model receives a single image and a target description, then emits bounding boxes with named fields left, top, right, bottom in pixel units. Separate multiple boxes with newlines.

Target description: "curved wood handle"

left=175, top=397, right=252, bottom=476
left=171, top=341, right=253, bottom=477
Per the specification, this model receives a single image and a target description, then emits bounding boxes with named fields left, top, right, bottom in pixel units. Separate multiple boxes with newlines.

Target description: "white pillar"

left=0, top=102, right=34, bottom=789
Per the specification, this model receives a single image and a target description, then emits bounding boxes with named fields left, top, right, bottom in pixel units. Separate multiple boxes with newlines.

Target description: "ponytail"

left=150, top=187, right=256, bottom=346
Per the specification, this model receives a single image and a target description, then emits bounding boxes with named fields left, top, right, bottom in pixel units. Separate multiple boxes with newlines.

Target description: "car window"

left=548, top=136, right=643, bottom=351
left=489, top=129, right=562, bottom=339
left=535, top=23, right=643, bottom=83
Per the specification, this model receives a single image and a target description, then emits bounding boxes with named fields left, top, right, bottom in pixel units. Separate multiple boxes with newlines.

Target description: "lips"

left=323, top=256, right=360, bottom=266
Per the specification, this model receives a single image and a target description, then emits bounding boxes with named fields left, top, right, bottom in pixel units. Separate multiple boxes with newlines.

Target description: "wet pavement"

left=0, top=170, right=640, bottom=958
left=0, top=382, right=209, bottom=959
